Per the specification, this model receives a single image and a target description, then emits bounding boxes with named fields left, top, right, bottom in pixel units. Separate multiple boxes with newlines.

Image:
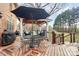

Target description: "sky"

left=48, top=3, right=79, bottom=27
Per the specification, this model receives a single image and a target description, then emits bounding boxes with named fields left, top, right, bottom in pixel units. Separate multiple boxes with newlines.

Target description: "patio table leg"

left=29, top=38, right=34, bottom=48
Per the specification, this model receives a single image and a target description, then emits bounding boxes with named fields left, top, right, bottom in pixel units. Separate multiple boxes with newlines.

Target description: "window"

left=7, top=16, right=14, bottom=32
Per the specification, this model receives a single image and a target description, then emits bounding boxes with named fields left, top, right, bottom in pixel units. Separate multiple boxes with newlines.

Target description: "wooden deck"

left=43, top=44, right=78, bottom=56
left=0, top=36, right=78, bottom=56
left=0, top=41, right=78, bottom=56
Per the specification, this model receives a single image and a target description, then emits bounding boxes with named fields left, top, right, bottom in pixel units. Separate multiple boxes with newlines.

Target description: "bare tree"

left=19, top=3, right=65, bottom=16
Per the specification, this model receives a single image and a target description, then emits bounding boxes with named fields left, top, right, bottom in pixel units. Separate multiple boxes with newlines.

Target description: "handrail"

left=55, top=33, right=70, bottom=39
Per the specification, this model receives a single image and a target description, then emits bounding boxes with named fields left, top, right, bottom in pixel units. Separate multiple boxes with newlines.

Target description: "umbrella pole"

left=29, top=20, right=34, bottom=48
left=31, top=14, right=33, bottom=38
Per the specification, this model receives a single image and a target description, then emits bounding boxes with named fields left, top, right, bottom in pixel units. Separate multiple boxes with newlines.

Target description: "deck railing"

left=52, top=31, right=79, bottom=44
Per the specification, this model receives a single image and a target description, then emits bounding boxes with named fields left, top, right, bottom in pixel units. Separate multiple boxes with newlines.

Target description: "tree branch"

left=49, top=3, right=57, bottom=14
left=49, top=3, right=62, bottom=15
left=41, top=3, right=50, bottom=8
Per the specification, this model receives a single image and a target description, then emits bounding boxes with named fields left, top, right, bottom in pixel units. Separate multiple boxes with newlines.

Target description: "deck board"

left=62, top=46, right=68, bottom=56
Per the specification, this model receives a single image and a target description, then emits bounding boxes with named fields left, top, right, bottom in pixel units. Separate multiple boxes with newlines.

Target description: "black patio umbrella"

left=11, top=6, right=49, bottom=20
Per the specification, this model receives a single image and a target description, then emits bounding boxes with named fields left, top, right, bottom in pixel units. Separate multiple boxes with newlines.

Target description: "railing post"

left=70, top=33, right=72, bottom=43
left=52, top=31, right=56, bottom=44
left=73, top=33, right=75, bottom=43
left=61, top=33, right=64, bottom=44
